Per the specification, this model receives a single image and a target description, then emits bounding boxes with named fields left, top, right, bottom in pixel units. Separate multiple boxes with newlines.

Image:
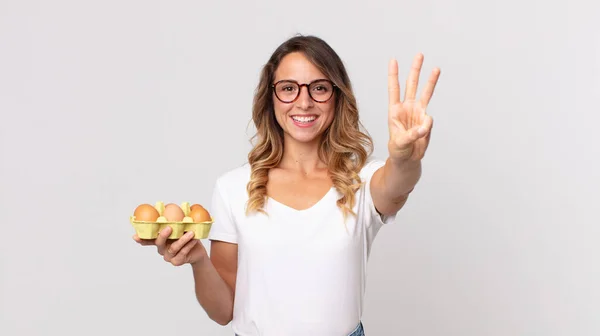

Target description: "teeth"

left=292, top=116, right=316, bottom=123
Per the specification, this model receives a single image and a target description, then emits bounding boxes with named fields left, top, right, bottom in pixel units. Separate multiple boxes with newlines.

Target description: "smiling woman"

left=133, top=34, right=440, bottom=336
left=270, top=52, right=338, bottom=157
left=273, top=77, right=335, bottom=128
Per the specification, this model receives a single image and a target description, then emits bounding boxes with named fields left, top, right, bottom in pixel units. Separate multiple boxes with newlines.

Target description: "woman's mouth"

left=291, top=115, right=318, bottom=128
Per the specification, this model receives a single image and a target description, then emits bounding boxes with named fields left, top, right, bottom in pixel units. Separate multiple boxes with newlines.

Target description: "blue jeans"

left=234, top=321, right=365, bottom=336
left=349, top=321, right=365, bottom=336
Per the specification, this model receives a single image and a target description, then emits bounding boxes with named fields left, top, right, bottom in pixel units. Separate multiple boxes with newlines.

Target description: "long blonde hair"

left=245, top=35, right=374, bottom=220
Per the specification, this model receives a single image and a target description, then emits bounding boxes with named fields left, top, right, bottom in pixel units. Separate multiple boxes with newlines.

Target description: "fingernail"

left=417, top=126, right=427, bottom=136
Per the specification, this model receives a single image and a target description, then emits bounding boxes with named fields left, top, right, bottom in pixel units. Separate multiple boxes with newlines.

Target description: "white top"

left=207, top=158, right=398, bottom=336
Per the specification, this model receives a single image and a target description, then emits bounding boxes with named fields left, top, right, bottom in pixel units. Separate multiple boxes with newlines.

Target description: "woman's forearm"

left=382, top=157, right=422, bottom=199
left=190, top=256, right=234, bottom=325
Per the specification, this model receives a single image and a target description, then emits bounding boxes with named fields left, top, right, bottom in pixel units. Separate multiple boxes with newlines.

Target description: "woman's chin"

left=284, top=130, right=322, bottom=144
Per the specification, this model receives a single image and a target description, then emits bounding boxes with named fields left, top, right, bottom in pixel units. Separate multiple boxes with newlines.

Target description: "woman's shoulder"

left=359, top=156, right=386, bottom=179
left=214, top=161, right=252, bottom=192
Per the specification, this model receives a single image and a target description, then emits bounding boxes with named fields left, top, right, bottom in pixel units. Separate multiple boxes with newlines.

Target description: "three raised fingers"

left=389, top=53, right=440, bottom=106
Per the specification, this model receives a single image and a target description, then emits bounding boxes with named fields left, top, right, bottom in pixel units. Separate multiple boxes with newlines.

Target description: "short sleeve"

left=360, top=159, right=399, bottom=227
left=207, top=178, right=238, bottom=244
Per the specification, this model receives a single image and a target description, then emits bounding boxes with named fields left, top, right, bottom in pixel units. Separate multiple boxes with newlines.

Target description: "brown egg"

left=163, top=203, right=185, bottom=222
left=189, top=206, right=211, bottom=223
left=134, top=204, right=159, bottom=222
left=190, top=203, right=204, bottom=212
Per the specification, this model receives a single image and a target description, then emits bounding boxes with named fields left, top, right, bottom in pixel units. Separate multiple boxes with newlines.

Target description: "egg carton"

left=130, top=201, right=213, bottom=239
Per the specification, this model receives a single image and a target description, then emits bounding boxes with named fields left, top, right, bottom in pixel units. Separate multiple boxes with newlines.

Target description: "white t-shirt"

left=207, top=158, right=398, bottom=336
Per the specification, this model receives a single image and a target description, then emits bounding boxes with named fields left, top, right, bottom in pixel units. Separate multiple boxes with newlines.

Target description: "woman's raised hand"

left=387, top=53, right=441, bottom=163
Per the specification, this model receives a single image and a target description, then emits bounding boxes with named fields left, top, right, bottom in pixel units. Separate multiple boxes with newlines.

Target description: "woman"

left=133, top=35, right=440, bottom=336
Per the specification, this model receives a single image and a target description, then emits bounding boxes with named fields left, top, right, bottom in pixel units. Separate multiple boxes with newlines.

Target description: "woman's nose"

left=296, top=86, right=314, bottom=109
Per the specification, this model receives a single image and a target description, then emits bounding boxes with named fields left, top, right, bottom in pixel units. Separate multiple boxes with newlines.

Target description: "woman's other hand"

left=133, top=226, right=208, bottom=266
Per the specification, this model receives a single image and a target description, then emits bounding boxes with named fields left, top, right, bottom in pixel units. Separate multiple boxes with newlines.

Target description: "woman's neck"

left=278, top=135, right=327, bottom=175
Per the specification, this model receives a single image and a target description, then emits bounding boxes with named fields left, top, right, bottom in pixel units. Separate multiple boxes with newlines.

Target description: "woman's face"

left=272, top=52, right=336, bottom=144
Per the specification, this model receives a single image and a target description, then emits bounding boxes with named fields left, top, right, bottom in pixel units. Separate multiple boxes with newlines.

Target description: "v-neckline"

left=267, top=187, right=337, bottom=213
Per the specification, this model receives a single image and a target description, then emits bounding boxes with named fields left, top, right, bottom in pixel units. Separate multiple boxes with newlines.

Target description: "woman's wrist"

left=190, top=249, right=210, bottom=268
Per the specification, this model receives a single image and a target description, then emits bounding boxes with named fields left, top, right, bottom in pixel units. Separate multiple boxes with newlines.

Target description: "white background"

left=1, top=0, right=598, bottom=335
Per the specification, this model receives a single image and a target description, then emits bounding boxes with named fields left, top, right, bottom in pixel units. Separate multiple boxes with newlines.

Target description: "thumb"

left=392, top=127, right=420, bottom=151
left=404, top=125, right=427, bottom=143
left=407, top=114, right=432, bottom=142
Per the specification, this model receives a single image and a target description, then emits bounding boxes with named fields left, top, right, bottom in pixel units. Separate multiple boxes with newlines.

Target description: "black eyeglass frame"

left=271, top=79, right=337, bottom=103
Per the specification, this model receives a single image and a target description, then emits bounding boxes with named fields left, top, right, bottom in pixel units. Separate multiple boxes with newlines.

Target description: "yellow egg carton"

left=130, top=201, right=213, bottom=239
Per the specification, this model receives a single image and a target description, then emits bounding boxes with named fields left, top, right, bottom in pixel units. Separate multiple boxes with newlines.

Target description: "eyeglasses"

left=271, top=79, right=336, bottom=103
